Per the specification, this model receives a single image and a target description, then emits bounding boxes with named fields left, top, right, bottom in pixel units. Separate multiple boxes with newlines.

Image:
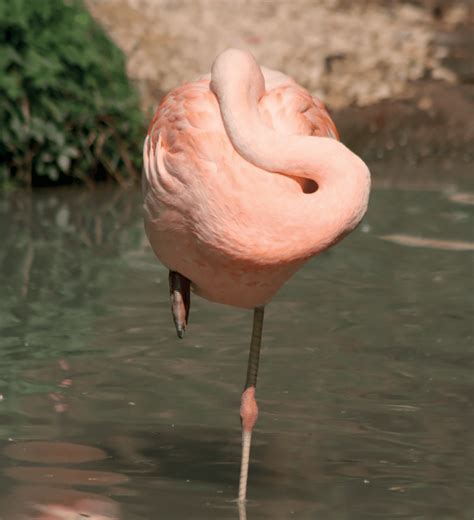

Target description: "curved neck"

left=210, top=49, right=371, bottom=256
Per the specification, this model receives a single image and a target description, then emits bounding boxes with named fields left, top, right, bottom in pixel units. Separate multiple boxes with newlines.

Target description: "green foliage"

left=0, top=0, right=144, bottom=186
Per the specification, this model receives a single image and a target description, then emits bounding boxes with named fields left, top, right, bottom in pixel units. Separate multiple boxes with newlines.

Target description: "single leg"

left=238, top=306, right=265, bottom=503
left=169, top=271, right=191, bottom=338
left=238, top=500, right=247, bottom=520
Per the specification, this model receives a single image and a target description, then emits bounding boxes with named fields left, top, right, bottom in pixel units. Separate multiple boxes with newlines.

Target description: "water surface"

left=0, top=181, right=473, bottom=519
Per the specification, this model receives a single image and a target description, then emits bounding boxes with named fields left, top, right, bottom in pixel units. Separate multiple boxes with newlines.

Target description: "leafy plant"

left=0, top=0, right=144, bottom=187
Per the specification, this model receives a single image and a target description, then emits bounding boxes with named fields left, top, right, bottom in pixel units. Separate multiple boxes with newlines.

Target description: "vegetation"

left=0, top=0, right=144, bottom=187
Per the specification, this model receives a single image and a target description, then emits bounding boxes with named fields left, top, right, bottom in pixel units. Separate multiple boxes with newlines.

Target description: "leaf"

left=0, top=0, right=144, bottom=186
left=57, top=155, right=70, bottom=173
left=0, top=74, right=21, bottom=99
left=46, top=165, right=59, bottom=181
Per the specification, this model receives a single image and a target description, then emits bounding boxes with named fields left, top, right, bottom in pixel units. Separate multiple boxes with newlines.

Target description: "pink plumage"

left=142, top=49, right=370, bottom=502
left=143, top=50, right=369, bottom=308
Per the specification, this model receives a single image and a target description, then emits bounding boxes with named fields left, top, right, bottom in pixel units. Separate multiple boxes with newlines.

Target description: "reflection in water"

left=0, top=185, right=473, bottom=519
left=3, top=441, right=123, bottom=519
left=5, top=466, right=128, bottom=487
left=379, top=233, right=474, bottom=250
left=2, top=485, right=120, bottom=519
left=48, top=359, right=73, bottom=414
left=4, top=441, right=107, bottom=464
left=448, top=192, right=474, bottom=205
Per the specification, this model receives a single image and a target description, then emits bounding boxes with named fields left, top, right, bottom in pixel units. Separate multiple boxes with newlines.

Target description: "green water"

left=0, top=182, right=473, bottom=519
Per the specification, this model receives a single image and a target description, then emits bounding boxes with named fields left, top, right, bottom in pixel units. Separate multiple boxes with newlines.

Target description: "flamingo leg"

left=238, top=306, right=265, bottom=503
left=169, top=271, right=190, bottom=338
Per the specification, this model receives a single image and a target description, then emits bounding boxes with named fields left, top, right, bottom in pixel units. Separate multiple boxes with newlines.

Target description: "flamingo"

left=142, top=48, right=370, bottom=502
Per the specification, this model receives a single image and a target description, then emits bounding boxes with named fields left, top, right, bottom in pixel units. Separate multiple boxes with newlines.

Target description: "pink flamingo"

left=143, top=49, right=370, bottom=502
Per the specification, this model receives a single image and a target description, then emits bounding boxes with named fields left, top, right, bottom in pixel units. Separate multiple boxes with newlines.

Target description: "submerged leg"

left=238, top=306, right=265, bottom=503
left=169, top=271, right=191, bottom=338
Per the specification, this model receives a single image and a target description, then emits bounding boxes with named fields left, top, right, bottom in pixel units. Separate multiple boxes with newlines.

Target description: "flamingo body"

left=143, top=50, right=370, bottom=308
left=143, top=49, right=371, bottom=502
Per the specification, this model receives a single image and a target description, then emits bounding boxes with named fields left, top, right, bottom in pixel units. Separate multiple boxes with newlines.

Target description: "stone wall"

left=85, top=0, right=468, bottom=110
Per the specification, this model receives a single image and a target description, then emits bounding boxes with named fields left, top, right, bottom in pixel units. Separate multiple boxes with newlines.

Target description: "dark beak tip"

left=176, top=328, right=185, bottom=339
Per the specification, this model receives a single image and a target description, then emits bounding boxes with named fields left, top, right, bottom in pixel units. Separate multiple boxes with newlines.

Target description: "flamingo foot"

left=169, top=271, right=190, bottom=338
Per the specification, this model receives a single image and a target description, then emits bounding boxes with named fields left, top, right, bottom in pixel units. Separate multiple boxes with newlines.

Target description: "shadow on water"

left=0, top=179, right=473, bottom=519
